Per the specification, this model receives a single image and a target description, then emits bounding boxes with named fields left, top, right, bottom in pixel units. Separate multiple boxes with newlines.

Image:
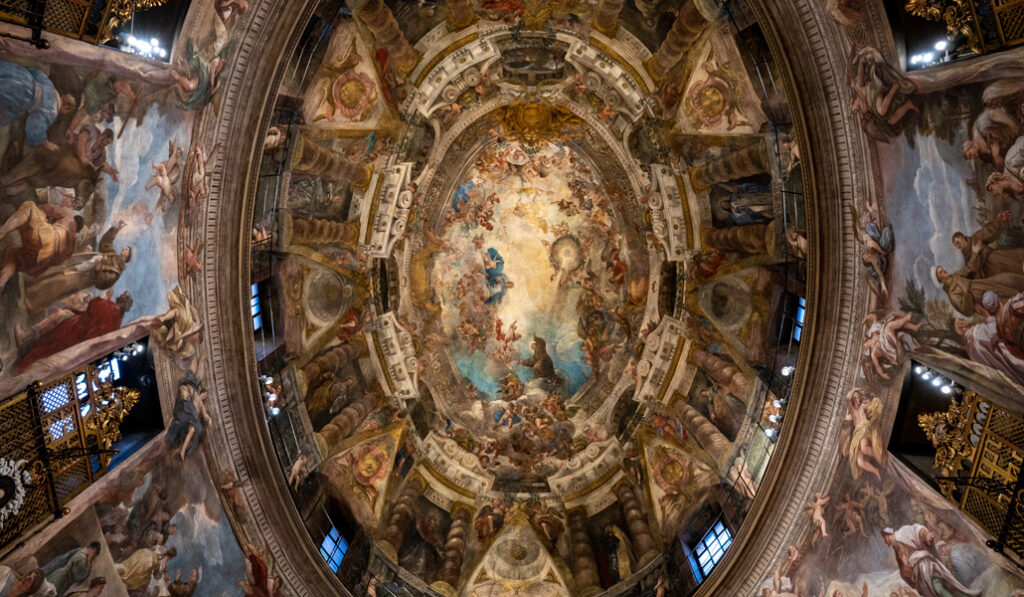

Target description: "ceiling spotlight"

left=921, top=372, right=932, bottom=380
left=781, top=365, right=794, bottom=377
left=269, top=406, right=281, bottom=416
left=941, top=385, right=954, bottom=395
left=935, top=40, right=949, bottom=51
left=769, top=414, right=781, bottom=423
left=773, top=399, right=784, bottom=409
left=765, top=428, right=778, bottom=439
left=914, top=366, right=924, bottom=374
left=932, top=377, right=943, bottom=387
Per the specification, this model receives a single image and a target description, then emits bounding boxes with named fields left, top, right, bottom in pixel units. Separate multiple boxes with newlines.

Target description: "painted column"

left=353, top=0, right=420, bottom=75
left=317, top=390, right=381, bottom=452
left=290, top=216, right=360, bottom=247
left=291, top=134, right=372, bottom=188
left=673, top=400, right=730, bottom=460
left=702, top=224, right=770, bottom=254
left=300, top=337, right=368, bottom=382
left=445, top=0, right=477, bottom=30
left=614, top=482, right=660, bottom=564
left=690, top=142, right=770, bottom=191
left=380, top=475, right=427, bottom=560
left=693, top=350, right=750, bottom=401
left=646, top=0, right=709, bottom=82
left=432, top=503, right=473, bottom=595
left=568, top=509, right=602, bottom=597
left=591, top=0, right=626, bottom=35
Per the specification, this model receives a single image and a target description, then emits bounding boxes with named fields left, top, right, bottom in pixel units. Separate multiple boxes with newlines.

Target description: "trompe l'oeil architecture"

left=1, top=0, right=1024, bottom=596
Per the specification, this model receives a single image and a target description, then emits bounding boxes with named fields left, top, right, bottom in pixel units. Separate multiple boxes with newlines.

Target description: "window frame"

left=319, top=526, right=348, bottom=573
left=686, top=520, right=733, bottom=585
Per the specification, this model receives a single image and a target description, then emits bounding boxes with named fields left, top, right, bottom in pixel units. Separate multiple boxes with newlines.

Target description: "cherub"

left=787, top=225, right=808, bottom=259
left=263, top=126, right=285, bottom=151
left=598, top=104, right=619, bottom=123
left=835, top=492, right=867, bottom=538
left=859, top=482, right=893, bottom=525
left=183, top=238, right=203, bottom=277
left=148, top=137, right=184, bottom=212
left=439, top=102, right=464, bottom=118
left=573, top=72, right=588, bottom=97
left=216, top=0, right=249, bottom=23
left=806, top=493, right=830, bottom=546
left=183, top=141, right=219, bottom=214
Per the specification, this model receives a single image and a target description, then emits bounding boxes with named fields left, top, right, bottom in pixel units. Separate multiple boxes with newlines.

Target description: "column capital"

left=450, top=501, right=475, bottom=519
left=692, top=0, right=725, bottom=21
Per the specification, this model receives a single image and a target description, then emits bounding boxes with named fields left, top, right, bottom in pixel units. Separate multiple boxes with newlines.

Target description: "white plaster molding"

left=649, top=164, right=690, bottom=261
left=633, top=316, right=688, bottom=405
left=361, top=156, right=415, bottom=259
left=366, top=312, right=420, bottom=407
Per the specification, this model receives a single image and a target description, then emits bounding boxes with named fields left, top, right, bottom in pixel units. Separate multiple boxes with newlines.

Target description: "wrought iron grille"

left=0, top=366, right=138, bottom=553
left=0, top=0, right=113, bottom=43
left=927, top=396, right=1024, bottom=566
left=907, top=0, right=1024, bottom=54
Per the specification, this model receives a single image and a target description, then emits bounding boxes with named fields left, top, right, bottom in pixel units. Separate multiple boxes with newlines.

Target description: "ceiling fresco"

left=246, top=0, right=809, bottom=593
left=421, top=136, right=649, bottom=487
left=2, top=0, right=1023, bottom=595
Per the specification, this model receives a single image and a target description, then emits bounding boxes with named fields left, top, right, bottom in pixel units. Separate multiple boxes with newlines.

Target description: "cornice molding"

left=689, top=0, right=887, bottom=594
left=188, top=0, right=357, bottom=594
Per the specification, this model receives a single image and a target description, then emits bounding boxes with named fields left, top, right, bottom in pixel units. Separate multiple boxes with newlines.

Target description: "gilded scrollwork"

left=904, top=0, right=979, bottom=53
left=917, top=390, right=981, bottom=500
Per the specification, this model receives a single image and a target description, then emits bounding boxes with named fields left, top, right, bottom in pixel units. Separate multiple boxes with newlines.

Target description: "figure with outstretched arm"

left=482, top=247, right=513, bottom=304
left=0, top=201, right=84, bottom=293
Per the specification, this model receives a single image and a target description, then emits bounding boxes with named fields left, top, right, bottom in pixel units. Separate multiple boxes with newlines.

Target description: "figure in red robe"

left=238, top=553, right=281, bottom=597
left=15, top=291, right=132, bottom=372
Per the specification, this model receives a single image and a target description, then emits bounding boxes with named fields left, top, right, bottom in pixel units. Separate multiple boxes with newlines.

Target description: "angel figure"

left=849, top=199, right=893, bottom=301
left=263, top=126, right=285, bottom=151
left=862, top=310, right=921, bottom=381
left=183, top=141, right=218, bottom=215
left=165, top=373, right=210, bottom=460
left=598, top=104, right=619, bottom=123
left=842, top=388, right=886, bottom=481
left=806, top=493, right=830, bottom=546
left=216, top=0, right=249, bottom=24
left=859, top=482, right=894, bottom=526
left=786, top=225, right=808, bottom=259
left=170, top=39, right=231, bottom=111
left=148, top=137, right=184, bottom=212
left=849, top=46, right=919, bottom=141
left=183, top=239, right=203, bottom=277
left=836, top=492, right=867, bottom=538
left=573, top=72, right=588, bottom=97
left=237, top=547, right=281, bottom=597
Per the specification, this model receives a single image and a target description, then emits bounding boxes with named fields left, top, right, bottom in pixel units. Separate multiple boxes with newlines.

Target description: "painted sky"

left=433, top=141, right=633, bottom=400
left=887, top=129, right=978, bottom=303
